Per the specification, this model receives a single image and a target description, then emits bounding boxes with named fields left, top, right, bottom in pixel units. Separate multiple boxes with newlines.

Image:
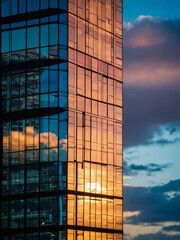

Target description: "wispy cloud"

left=124, top=211, right=141, bottom=218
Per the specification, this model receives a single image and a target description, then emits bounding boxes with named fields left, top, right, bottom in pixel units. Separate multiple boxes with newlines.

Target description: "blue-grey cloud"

left=162, top=225, right=180, bottom=232
left=132, top=232, right=180, bottom=240
left=124, top=160, right=172, bottom=176
left=123, top=179, right=180, bottom=224
left=130, top=163, right=171, bottom=172
left=123, top=18, right=180, bottom=147
left=153, top=179, right=180, bottom=193
left=146, top=138, right=180, bottom=146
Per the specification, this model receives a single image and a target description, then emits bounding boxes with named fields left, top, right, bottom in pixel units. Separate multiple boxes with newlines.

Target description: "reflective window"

left=27, top=26, right=39, bottom=49
left=12, top=29, right=26, bottom=51
left=50, top=24, right=58, bottom=45
left=1, top=0, right=122, bottom=238
left=40, top=196, right=58, bottom=226
left=1, top=31, right=9, bottom=53
left=27, top=0, right=39, bottom=12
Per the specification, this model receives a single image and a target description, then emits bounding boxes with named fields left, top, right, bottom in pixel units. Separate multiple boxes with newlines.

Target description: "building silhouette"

left=0, top=0, right=123, bottom=239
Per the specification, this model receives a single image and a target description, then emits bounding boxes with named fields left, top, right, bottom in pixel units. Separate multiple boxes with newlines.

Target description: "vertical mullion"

left=66, top=0, right=69, bottom=238
left=57, top=0, right=60, bottom=229
left=38, top=0, right=41, bottom=234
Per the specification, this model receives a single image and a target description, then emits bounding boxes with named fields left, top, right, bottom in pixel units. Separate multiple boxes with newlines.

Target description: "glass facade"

left=0, top=0, right=123, bottom=239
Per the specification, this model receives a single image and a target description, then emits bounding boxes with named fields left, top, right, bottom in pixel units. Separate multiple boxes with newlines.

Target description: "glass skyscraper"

left=0, top=0, right=123, bottom=239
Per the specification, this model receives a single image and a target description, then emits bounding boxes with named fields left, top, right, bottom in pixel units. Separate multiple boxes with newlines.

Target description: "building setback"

left=0, top=0, right=123, bottom=239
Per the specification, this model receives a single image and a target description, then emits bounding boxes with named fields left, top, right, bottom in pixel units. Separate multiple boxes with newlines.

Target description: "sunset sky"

left=123, top=0, right=180, bottom=239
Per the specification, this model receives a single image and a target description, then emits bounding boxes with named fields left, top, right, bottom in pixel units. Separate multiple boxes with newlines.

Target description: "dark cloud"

left=123, top=18, right=180, bottom=147
left=166, top=125, right=180, bottom=135
left=124, top=160, right=172, bottom=176
left=153, top=179, right=180, bottom=193
left=162, top=225, right=180, bottom=232
left=147, top=137, right=180, bottom=146
left=123, top=179, right=180, bottom=224
left=130, top=163, right=171, bottom=172
left=132, top=232, right=180, bottom=240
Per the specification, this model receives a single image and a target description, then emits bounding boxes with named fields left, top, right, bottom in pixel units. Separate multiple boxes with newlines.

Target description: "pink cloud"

left=124, top=62, right=180, bottom=88
left=3, top=127, right=67, bottom=153
left=125, top=23, right=166, bottom=48
left=124, top=18, right=180, bottom=89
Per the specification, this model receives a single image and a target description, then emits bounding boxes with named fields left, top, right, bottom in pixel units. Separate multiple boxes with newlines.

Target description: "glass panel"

left=1, top=31, right=9, bottom=53
left=27, top=165, right=39, bottom=193
left=40, top=197, right=58, bottom=226
left=40, top=0, right=48, bottom=9
left=26, top=198, right=39, bottom=227
left=27, top=0, right=39, bottom=12
left=10, top=200, right=24, bottom=229
left=41, top=25, right=48, bottom=47
left=12, top=29, right=26, bottom=51
left=19, top=0, right=26, bottom=14
left=11, top=166, right=25, bottom=195
left=50, top=24, right=58, bottom=45
left=50, top=0, right=58, bottom=8
left=12, top=0, right=18, bottom=15
left=1, top=201, right=8, bottom=228
left=1, top=0, right=10, bottom=17
left=50, top=70, right=58, bottom=92
left=27, top=27, right=39, bottom=49
left=59, top=0, right=67, bottom=10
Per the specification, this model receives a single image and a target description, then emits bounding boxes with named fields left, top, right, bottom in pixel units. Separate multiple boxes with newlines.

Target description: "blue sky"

left=123, top=1, right=180, bottom=239
left=123, top=0, right=180, bottom=23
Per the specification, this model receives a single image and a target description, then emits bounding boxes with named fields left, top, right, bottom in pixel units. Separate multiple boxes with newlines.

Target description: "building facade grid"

left=0, top=0, right=123, bottom=239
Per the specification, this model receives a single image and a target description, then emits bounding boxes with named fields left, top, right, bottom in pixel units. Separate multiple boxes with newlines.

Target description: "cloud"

left=123, top=176, right=132, bottom=180
left=124, top=17, right=180, bottom=50
left=3, top=127, right=67, bottom=153
left=125, top=17, right=166, bottom=48
left=124, top=222, right=180, bottom=240
left=153, top=179, right=180, bottom=193
left=145, top=124, right=180, bottom=146
left=124, top=159, right=172, bottom=177
left=59, top=138, right=67, bottom=151
left=133, top=232, right=180, bottom=240
left=130, top=163, right=171, bottom=173
left=136, top=15, right=155, bottom=22
left=123, top=18, right=180, bottom=147
left=123, top=179, right=180, bottom=224
left=124, top=211, right=141, bottom=218
left=162, top=225, right=180, bottom=232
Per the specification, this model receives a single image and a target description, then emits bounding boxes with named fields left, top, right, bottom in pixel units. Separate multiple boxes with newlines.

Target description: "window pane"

left=12, top=0, right=18, bottom=15
left=1, top=31, right=9, bottom=53
left=59, top=0, right=68, bottom=10
left=50, top=0, right=58, bottom=8
left=40, top=70, right=48, bottom=93
left=12, top=29, right=26, bottom=51
left=40, top=197, right=58, bottom=226
left=50, top=24, right=58, bottom=45
left=50, top=70, right=58, bottom=92
left=40, top=25, right=48, bottom=47
left=40, top=0, right=48, bottom=9
left=19, top=0, right=26, bottom=14
left=27, top=27, right=39, bottom=49
left=1, top=0, right=9, bottom=17
left=26, top=198, right=39, bottom=227
left=27, top=0, right=39, bottom=12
